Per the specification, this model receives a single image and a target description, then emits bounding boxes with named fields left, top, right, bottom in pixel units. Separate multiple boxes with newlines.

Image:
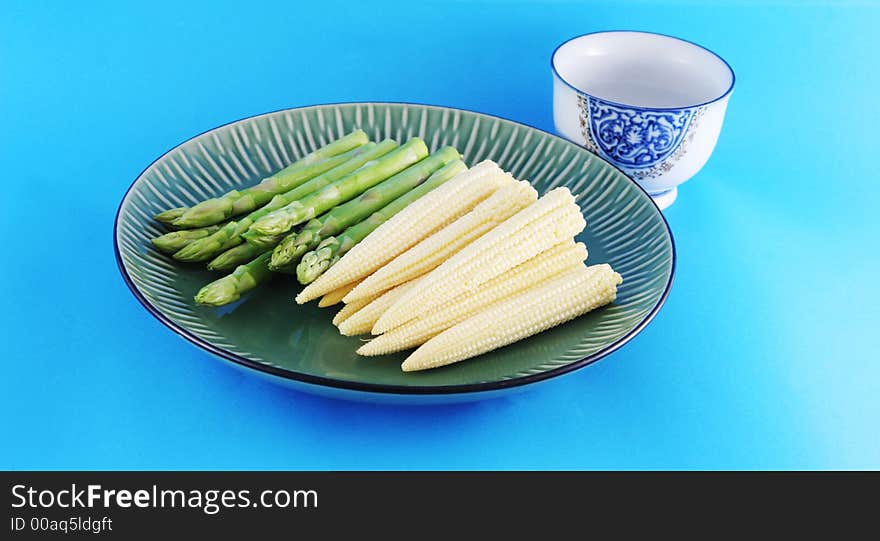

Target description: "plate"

left=114, top=102, right=675, bottom=403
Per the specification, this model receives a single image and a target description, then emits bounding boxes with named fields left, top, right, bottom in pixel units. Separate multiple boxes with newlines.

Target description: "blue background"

left=2, top=0, right=878, bottom=469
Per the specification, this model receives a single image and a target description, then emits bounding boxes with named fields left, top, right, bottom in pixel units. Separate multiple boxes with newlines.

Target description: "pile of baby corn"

left=295, top=160, right=623, bottom=372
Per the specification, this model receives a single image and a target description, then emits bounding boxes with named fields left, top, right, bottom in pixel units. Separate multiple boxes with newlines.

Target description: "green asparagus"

left=154, top=207, right=188, bottom=227
left=269, top=147, right=461, bottom=270
left=171, top=130, right=369, bottom=228
left=246, top=139, right=429, bottom=239
left=296, top=159, right=468, bottom=284
left=241, top=231, right=284, bottom=249
left=151, top=224, right=222, bottom=254
left=194, top=252, right=274, bottom=307
left=171, top=141, right=397, bottom=262
left=207, top=242, right=271, bottom=272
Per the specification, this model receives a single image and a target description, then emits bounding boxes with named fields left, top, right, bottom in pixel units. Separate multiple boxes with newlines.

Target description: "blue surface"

left=2, top=0, right=878, bottom=470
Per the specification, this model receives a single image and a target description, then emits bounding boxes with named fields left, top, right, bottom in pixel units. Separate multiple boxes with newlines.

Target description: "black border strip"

left=113, top=101, right=677, bottom=396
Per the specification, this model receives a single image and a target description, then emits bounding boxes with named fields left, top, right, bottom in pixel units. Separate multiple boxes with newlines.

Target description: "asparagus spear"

left=155, top=207, right=188, bottom=227
left=194, top=252, right=274, bottom=307
left=171, top=130, right=369, bottom=228
left=246, top=138, right=429, bottom=239
left=151, top=224, right=223, bottom=254
left=296, top=159, right=468, bottom=284
left=269, top=147, right=461, bottom=270
left=174, top=147, right=359, bottom=229
left=241, top=231, right=283, bottom=249
left=171, top=141, right=397, bottom=262
left=207, top=242, right=271, bottom=272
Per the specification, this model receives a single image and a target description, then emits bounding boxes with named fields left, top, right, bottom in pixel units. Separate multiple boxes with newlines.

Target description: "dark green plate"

left=114, top=103, right=674, bottom=403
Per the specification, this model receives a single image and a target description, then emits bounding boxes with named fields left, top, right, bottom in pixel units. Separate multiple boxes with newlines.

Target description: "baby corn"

left=343, top=181, right=538, bottom=304
left=337, top=277, right=425, bottom=336
left=401, top=264, right=623, bottom=372
left=331, top=293, right=381, bottom=327
left=295, top=160, right=513, bottom=304
left=318, top=279, right=363, bottom=308
left=373, top=187, right=586, bottom=334
left=358, top=241, right=588, bottom=355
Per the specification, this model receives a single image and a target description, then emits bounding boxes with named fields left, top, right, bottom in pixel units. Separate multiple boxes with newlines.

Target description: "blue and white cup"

left=552, top=31, right=735, bottom=209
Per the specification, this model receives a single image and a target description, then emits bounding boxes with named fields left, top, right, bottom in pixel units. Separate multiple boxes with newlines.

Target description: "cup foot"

left=650, top=187, right=677, bottom=210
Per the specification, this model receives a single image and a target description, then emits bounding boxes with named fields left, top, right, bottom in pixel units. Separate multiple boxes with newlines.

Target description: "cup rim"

left=551, top=30, right=736, bottom=111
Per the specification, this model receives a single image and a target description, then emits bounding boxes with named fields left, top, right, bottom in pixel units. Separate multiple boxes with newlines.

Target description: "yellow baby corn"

left=373, top=187, right=586, bottom=334
left=337, top=277, right=425, bottom=336
left=318, top=279, right=363, bottom=308
left=401, top=264, right=623, bottom=372
left=343, top=181, right=538, bottom=304
left=358, top=241, right=588, bottom=356
left=295, top=160, right=512, bottom=304
left=331, top=293, right=381, bottom=327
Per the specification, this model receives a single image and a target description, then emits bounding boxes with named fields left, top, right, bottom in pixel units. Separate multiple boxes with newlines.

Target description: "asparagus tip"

left=296, top=246, right=333, bottom=285
left=154, top=207, right=187, bottom=225
left=151, top=235, right=180, bottom=254
left=172, top=198, right=232, bottom=228
left=206, top=257, right=233, bottom=272
left=249, top=213, right=290, bottom=237
left=269, top=237, right=307, bottom=270
left=194, top=276, right=240, bottom=307
left=242, top=231, right=281, bottom=249
left=172, top=239, right=213, bottom=262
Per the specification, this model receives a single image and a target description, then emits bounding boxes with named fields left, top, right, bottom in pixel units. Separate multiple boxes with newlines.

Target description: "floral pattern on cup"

left=578, top=95, right=705, bottom=180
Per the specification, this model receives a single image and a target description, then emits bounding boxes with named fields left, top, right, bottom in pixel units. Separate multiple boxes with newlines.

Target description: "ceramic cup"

left=552, top=31, right=734, bottom=209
